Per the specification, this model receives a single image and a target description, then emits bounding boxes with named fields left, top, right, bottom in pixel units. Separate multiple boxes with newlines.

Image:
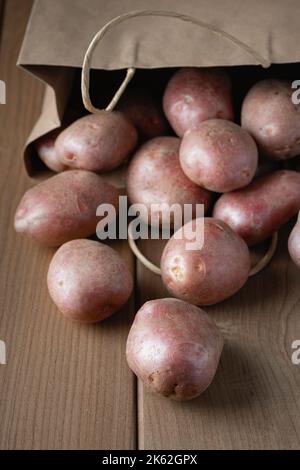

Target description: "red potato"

left=117, top=89, right=169, bottom=140
left=213, top=170, right=300, bottom=246
left=241, top=79, right=300, bottom=160
left=288, top=212, right=300, bottom=267
left=179, top=119, right=258, bottom=193
left=55, top=111, right=137, bottom=172
left=161, top=218, right=250, bottom=306
left=14, top=170, right=119, bottom=247
left=126, top=298, right=224, bottom=401
left=47, top=239, right=133, bottom=322
left=163, top=67, right=234, bottom=137
left=35, top=129, right=68, bottom=173
left=126, top=137, right=212, bottom=227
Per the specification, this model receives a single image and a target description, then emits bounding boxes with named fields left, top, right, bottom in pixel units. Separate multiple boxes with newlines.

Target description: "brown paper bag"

left=18, top=0, right=300, bottom=178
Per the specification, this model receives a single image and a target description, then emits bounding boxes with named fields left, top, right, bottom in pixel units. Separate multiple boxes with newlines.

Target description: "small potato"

left=213, top=170, right=300, bottom=245
left=126, top=137, right=212, bottom=226
left=118, top=89, right=169, bottom=140
left=241, top=79, right=300, bottom=160
left=288, top=212, right=300, bottom=267
left=35, top=129, right=68, bottom=173
left=161, top=218, right=250, bottom=305
left=180, top=119, right=258, bottom=192
left=163, top=67, right=234, bottom=137
left=47, top=239, right=133, bottom=322
left=55, top=111, right=137, bottom=172
left=126, top=298, right=224, bottom=401
left=14, top=170, right=119, bottom=247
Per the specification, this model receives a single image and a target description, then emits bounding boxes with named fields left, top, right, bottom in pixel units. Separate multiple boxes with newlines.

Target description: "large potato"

left=35, top=129, right=68, bottom=173
left=179, top=119, right=258, bottom=192
left=47, top=239, right=133, bottom=322
left=126, top=137, right=212, bottom=227
left=213, top=170, right=300, bottom=245
left=241, top=79, right=300, bottom=160
left=163, top=67, right=234, bottom=137
left=161, top=218, right=250, bottom=305
left=14, top=170, right=119, bottom=246
left=126, top=298, right=224, bottom=401
left=55, top=112, right=137, bottom=172
left=118, top=89, right=169, bottom=140
left=288, top=212, right=300, bottom=267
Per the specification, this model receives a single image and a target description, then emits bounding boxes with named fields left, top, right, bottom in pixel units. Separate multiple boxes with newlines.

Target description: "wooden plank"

left=0, top=0, right=136, bottom=450
left=136, top=225, right=300, bottom=450
left=2, top=0, right=300, bottom=452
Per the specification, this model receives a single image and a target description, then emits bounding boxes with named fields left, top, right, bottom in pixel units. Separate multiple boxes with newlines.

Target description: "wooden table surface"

left=0, top=0, right=300, bottom=450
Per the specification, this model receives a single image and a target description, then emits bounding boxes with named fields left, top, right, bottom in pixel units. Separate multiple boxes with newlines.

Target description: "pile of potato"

left=15, top=67, right=300, bottom=401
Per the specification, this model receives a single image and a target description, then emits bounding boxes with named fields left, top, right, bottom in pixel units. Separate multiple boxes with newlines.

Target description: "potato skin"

left=163, top=67, right=234, bottom=137
left=241, top=79, right=300, bottom=160
left=35, top=129, right=68, bottom=173
left=118, top=89, right=169, bottom=140
left=126, top=298, right=224, bottom=401
left=288, top=212, right=300, bottom=267
left=161, top=218, right=250, bottom=306
left=47, top=239, right=133, bottom=322
left=180, top=119, right=258, bottom=192
left=55, top=111, right=137, bottom=172
left=126, top=137, right=212, bottom=226
left=14, top=170, right=119, bottom=247
left=213, top=170, right=300, bottom=246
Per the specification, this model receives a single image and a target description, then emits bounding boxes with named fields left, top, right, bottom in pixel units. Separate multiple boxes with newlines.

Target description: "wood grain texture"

left=1, top=0, right=300, bottom=452
left=0, top=0, right=136, bottom=450
left=136, top=226, right=300, bottom=450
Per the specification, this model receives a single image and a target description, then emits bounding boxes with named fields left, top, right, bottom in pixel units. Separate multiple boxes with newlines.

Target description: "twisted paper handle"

left=128, top=221, right=278, bottom=277
left=81, top=9, right=270, bottom=113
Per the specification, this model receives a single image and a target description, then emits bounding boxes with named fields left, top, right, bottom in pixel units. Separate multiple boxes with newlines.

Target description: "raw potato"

left=179, top=119, right=258, bottom=192
left=126, top=137, right=212, bottom=226
left=126, top=298, right=224, bottom=401
left=288, top=212, right=300, bottom=267
left=161, top=218, right=250, bottom=305
left=241, top=79, right=300, bottom=160
left=213, top=170, right=300, bottom=246
left=35, top=129, right=68, bottom=173
left=47, top=239, right=133, bottom=322
left=14, top=170, right=119, bottom=247
left=163, top=67, right=234, bottom=137
left=118, top=89, right=169, bottom=140
left=55, top=111, right=137, bottom=172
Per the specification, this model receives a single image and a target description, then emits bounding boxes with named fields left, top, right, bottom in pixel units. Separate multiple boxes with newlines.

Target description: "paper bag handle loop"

left=128, top=220, right=278, bottom=278
left=81, top=9, right=271, bottom=113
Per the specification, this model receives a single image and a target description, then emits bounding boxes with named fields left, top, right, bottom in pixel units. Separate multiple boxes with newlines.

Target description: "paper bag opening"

left=18, top=0, right=300, bottom=179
